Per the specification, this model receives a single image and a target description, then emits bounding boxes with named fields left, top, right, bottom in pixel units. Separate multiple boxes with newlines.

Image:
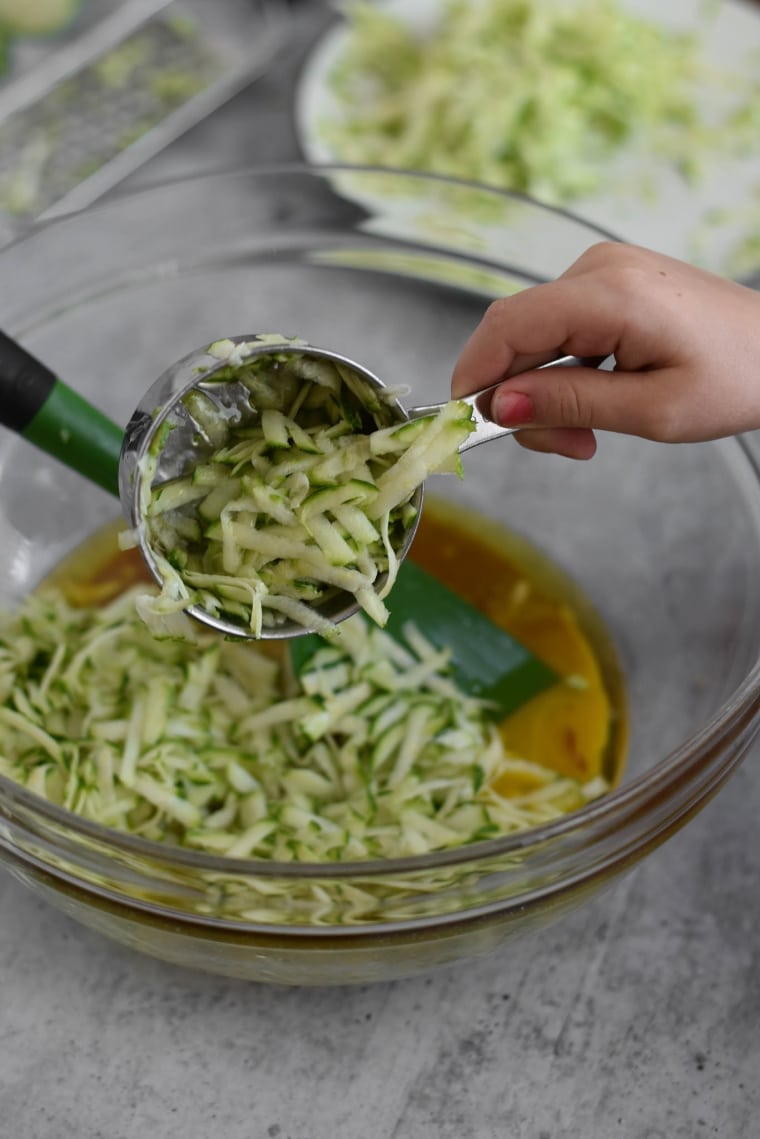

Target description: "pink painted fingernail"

left=493, top=390, right=534, bottom=427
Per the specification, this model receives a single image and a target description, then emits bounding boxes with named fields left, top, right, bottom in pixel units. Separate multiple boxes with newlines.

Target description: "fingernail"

left=493, top=390, right=534, bottom=427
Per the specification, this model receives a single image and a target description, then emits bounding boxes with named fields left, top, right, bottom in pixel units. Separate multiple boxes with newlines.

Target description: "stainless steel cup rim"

left=118, top=335, right=424, bottom=640
left=119, top=334, right=594, bottom=639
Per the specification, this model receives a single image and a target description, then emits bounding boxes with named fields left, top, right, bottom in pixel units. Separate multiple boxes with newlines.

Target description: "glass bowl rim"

left=3, top=630, right=759, bottom=881
left=0, top=161, right=758, bottom=882
left=13, top=160, right=624, bottom=254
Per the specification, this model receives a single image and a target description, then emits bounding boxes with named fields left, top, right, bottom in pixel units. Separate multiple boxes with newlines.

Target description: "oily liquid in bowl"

left=43, top=495, right=628, bottom=790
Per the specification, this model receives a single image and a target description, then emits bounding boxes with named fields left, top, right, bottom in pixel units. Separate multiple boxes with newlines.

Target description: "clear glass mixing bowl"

left=1, top=165, right=759, bottom=985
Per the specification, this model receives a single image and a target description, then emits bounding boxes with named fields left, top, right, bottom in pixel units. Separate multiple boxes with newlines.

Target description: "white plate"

left=294, top=0, right=760, bottom=276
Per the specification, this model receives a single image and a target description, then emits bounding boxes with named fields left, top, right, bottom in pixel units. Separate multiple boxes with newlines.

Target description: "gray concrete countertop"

left=1, top=4, right=759, bottom=1137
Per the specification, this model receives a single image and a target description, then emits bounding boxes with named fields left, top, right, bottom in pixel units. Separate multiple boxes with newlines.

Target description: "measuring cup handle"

left=459, top=353, right=609, bottom=452
left=0, top=330, right=123, bottom=496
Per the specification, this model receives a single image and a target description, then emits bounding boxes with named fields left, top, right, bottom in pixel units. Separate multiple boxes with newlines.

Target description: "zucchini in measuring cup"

left=138, top=344, right=475, bottom=637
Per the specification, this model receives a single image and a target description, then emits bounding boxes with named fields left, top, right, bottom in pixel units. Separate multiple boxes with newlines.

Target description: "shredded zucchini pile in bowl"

left=0, top=588, right=606, bottom=866
left=132, top=339, right=474, bottom=637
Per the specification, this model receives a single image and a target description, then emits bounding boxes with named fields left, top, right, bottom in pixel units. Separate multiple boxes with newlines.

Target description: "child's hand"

left=451, top=242, right=760, bottom=459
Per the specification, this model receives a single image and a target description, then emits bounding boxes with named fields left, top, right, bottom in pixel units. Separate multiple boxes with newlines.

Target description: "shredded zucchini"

left=0, top=588, right=606, bottom=863
left=322, top=0, right=756, bottom=206
left=138, top=341, right=474, bottom=636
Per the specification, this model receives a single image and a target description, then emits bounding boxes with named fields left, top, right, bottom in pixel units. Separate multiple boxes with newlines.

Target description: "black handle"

left=0, top=329, right=57, bottom=431
left=0, top=330, right=123, bottom=497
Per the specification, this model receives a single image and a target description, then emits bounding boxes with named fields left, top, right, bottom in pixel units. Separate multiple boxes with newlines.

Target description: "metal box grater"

left=0, top=0, right=287, bottom=237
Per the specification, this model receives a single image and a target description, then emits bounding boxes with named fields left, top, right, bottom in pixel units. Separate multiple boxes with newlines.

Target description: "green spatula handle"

left=0, top=329, right=123, bottom=496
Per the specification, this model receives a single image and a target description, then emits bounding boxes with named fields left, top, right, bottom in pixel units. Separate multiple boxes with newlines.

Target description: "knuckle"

left=579, top=240, right=621, bottom=267
left=572, top=240, right=631, bottom=275
left=575, top=242, right=654, bottom=293
left=484, top=296, right=513, bottom=326
left=627, top=391, right=684, bottom=443
left=644, top=404, right=683, bottom=444
left=611, top=263, right=651, bottom=303
left=553, top=381, right=591, bottom=429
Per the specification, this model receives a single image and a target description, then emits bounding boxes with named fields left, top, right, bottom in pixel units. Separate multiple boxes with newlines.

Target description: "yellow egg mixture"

left=409, top=497, right=626, bottom=789
left=48, top=496, right=627, bottom=790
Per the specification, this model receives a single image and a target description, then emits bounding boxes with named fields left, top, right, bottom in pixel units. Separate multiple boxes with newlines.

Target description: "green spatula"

left=290, top=558, right=557, bottom=720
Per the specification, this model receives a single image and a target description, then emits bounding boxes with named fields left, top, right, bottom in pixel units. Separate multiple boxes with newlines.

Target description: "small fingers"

left=451, top=243, right=695, bottom=401
left=512, top=426, right=598, bottom=460
left=489, top=365, right=673, bottom=441
left=451, top=257, right=643, bottom=400
left=451, top=242, right=760, bottom=451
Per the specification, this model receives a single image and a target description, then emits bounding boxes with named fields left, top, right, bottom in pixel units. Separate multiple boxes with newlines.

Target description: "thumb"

left=489, top=365, right=668, bottom=442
